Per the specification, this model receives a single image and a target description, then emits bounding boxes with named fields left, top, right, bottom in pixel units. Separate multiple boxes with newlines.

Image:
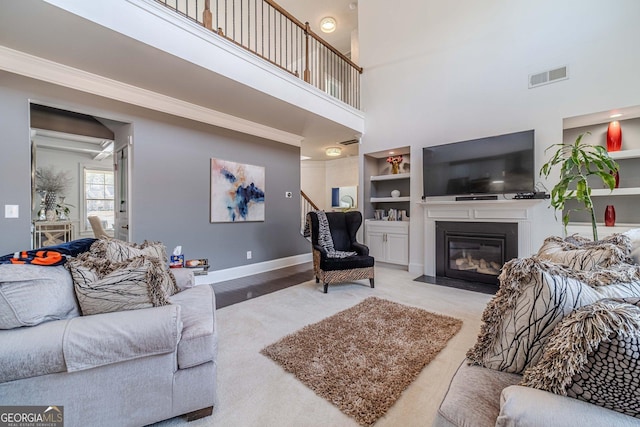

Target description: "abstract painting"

left=211, top=158, right=265, bottom=222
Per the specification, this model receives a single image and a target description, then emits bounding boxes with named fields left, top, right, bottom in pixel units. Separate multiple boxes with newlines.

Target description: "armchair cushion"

left=319, top=254, right=375, bottom=271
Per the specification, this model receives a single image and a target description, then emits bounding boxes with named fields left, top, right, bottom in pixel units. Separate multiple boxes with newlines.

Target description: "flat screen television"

left=422, top=130, right=535, bottom=197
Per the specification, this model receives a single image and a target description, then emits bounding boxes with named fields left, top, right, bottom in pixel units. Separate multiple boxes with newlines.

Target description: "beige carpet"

left=152, top=265, right=492, bottom=427
left=261, top=297, right=463, bottom=426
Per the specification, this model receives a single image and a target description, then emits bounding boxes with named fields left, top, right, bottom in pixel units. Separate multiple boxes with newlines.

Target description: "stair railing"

left=300, top=190, right=319, bottom=236
left=155, top=0, right=362, bottom=109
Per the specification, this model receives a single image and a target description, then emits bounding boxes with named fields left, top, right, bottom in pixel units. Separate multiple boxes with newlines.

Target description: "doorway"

left=30, top=103, right=131, bottom=246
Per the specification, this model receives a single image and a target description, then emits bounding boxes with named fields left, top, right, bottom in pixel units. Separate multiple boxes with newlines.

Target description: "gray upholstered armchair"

left=307, top=211, right=375, bottom=293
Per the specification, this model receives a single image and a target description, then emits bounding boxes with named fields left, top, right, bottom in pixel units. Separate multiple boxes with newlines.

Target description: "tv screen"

left=422, top=130, right=535, bottom=197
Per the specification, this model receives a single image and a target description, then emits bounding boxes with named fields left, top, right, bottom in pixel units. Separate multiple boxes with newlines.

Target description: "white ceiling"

left=0, top=0, right=361, bottom=161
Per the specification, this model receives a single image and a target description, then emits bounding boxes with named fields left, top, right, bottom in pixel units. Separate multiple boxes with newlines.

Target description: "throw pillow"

left=466, top=257, right=640, bottom=373
left=537, top=234, right=631, bottom=270
left=0, top=264, right=80, bottom=329
left=521, top=298, right=640, bottom=418
left=623, top=228, right=640, bottom=265
left=90, top=238, right=168, bottom=265
left=67, top=255, right=175, bottom=316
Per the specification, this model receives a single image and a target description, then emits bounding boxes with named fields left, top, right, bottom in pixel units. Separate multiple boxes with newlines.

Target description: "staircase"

left=300, top=190, right=319, bottom=239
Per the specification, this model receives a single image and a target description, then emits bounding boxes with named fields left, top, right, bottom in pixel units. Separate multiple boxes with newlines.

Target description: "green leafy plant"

left=539, top=132, right=619, bottom=241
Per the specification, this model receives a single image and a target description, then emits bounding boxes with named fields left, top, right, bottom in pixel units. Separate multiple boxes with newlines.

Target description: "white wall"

left=325, top=157, right=359, bottom=209
left=358, top=0, right=640, bottom=274
left=301, top=161, right=326, bottom=209
left=301, top=156, right=359, bottom=210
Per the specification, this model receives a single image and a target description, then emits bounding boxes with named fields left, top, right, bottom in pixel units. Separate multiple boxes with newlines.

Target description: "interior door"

left=113, top=131, right=131, bottom=241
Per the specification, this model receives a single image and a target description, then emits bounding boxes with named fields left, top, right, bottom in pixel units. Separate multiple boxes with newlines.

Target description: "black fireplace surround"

left=436, top=221, right=518, bottom=285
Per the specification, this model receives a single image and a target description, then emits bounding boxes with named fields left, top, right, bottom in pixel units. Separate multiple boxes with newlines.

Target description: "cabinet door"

left=366, top=231, right=385, bottom=260
left=385, top=233, right=409, bottom=265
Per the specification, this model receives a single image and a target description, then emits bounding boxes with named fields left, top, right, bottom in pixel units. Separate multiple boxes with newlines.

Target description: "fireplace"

left=435, top=221, right=518, bottom=285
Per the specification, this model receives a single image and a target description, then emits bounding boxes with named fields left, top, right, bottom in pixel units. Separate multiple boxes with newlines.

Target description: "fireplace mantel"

left=419, top=199, right=544, bottom=276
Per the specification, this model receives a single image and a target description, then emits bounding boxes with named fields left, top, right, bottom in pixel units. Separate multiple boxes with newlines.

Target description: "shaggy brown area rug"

left=260, top=297, right=463, bottom=426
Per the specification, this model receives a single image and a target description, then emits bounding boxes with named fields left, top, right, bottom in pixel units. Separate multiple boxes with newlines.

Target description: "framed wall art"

left=210, top=158, right=265, bottom=222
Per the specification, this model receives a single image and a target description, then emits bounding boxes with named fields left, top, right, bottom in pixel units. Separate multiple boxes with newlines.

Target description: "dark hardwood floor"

left=213, top=262, right=314, bottom=309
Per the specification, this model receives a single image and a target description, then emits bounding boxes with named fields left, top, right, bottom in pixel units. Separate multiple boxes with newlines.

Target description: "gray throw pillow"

left=90, top=238, right=168, bottom=265
left=537, top=234, right=631, bottom=270
left=522, top=298, right=640, bottom=418
left=0, top=264, right=80, bottom=329
left=67, top=255, right=175, bottom=316
left=467, top=257, right=640, bottom=373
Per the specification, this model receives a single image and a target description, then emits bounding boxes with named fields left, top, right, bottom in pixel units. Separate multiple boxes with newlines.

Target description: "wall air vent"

left=339, top=139, right=360, bottom=146
left=528, top=66, right=568, bottom=88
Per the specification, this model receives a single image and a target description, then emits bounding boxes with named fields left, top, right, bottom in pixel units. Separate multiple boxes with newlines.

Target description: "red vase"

left=604, top=205, right=616, bottom=227
left=607, top=121, right=622, bottom=152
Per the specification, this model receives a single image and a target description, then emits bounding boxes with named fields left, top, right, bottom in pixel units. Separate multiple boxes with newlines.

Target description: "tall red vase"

left=604, top=205, right=616, bottom=227
left=607, top=121, right=622, bottom=152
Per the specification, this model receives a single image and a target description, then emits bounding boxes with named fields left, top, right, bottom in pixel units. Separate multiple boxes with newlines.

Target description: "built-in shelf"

left=370, top=196, right=411, bottom=203
left=590, top=187, right=640, bottom=196
left=566, top=222, right=639, bottom=238
left=608, top=149, right=640, bottom=160
left=370, top=172, right=410, bottom=181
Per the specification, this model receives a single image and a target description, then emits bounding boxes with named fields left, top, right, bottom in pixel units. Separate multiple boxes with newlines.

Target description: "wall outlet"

left=285, top=191, right=293, bottom=198
left=246, top=251, right=252, bottom=259
left=4, top=205, right=19, bottom=218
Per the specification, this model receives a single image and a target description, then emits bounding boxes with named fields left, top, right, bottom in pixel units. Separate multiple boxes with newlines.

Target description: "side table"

left=33, top=220, right=73, bottom=248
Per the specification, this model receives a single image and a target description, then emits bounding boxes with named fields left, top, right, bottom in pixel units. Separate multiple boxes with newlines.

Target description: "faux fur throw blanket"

left=311, top=211, right=357, bottom=258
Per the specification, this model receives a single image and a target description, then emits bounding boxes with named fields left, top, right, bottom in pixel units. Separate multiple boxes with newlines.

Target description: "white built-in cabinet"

left=363, top=148, right=411, bottom=267
left=563, top=113, right=640, bottom=238
left=365, top=220, right=409, bottom=265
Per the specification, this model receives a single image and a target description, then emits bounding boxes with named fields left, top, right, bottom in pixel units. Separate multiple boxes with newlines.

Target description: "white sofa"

left=0, top=262, right=217, bottom=427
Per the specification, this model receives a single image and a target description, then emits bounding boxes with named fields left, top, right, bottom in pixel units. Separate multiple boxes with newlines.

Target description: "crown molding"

left=0, top=45, right=304, bottom=147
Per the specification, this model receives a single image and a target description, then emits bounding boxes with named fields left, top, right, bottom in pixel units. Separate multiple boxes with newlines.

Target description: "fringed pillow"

left=67, top=255, right=177, bottom=316
left=466, top=257, right=640, bottom=373
left=537, top=234, right=632, bottom=270
left=522, top=298, right=640, bottom=418
left=90, top=238, right=168, bottom=265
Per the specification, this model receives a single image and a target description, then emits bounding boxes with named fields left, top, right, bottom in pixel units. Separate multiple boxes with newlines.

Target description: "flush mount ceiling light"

left=325, top=147, right=342, bottom=157
left=320, top=17, right=337, bottom=33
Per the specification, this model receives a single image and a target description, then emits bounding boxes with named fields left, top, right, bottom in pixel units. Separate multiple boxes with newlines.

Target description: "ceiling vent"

left=528, top=66, right=568, bottom=88
left=339, top=139, right=359, bottom=146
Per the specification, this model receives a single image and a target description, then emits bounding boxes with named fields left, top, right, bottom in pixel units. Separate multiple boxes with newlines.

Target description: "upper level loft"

left=155, top=0, right=362, bottom=109
left=0, top=0, right=364, bottom=157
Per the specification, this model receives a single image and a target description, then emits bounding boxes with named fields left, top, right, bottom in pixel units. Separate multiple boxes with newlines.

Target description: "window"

left=84, top=168, right=114, bottom=232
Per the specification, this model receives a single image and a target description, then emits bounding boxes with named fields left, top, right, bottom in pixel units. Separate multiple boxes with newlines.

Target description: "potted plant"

left=35, top=166, right=72, bottom=219
left=539, top=132, right=619, bottom=241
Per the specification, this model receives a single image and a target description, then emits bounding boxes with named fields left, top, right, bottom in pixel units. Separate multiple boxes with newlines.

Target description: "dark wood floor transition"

left=213, top=262, right=314, bottom=309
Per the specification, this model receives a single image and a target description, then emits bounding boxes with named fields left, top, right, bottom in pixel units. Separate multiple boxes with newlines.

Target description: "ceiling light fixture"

left=610, top=113, right=623, bottom=118
left=320, top=17, right=337, bottom=33
left=325, top=147, right=342, bottom=157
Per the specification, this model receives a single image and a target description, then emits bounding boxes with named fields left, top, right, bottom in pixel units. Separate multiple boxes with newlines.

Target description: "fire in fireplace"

left=435, top=221, right=518, bottom=285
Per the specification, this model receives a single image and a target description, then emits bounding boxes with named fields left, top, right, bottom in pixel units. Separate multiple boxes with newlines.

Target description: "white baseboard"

left=408, top=262, right=424, bottom=276
left=205, top=253, right=312, bottom=283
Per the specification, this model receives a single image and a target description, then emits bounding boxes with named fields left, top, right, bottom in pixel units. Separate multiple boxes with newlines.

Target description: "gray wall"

left=0, top=73, right=309, bottom=269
